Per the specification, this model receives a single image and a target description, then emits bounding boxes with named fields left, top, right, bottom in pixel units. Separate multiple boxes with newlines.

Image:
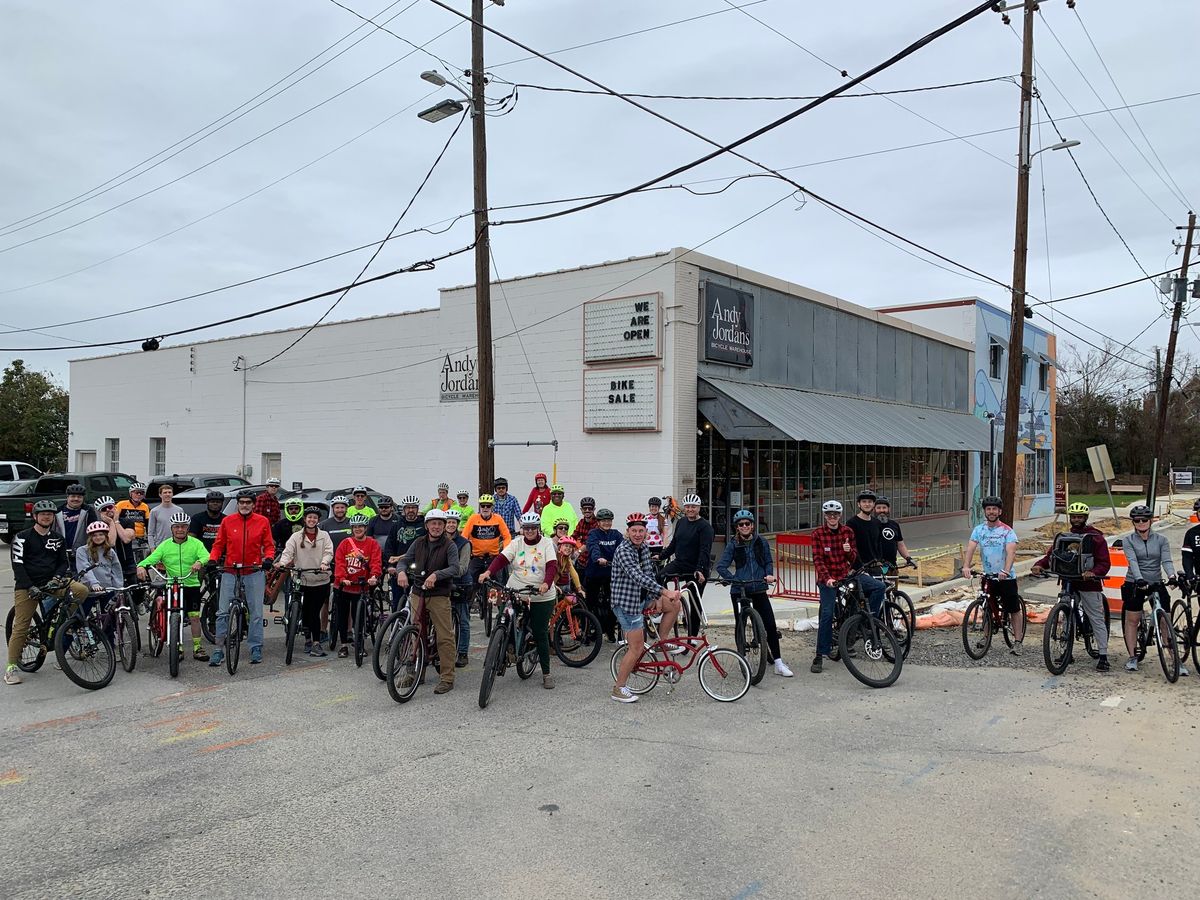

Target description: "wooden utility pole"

left=1148, top=211, right=1196, bottom=507
left=999, top=0, right=1036, bottom=525
left=471, top=0, right=495, bottom=494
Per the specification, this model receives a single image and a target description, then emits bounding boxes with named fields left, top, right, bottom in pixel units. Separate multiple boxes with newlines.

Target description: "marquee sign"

left=583, top=293, right=661, bottom=363
left=583, top=365, right=660, bottom=432
left=704, top=283, right=754, bottom=367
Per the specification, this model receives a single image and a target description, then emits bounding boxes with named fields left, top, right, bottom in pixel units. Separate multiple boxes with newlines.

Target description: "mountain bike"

left=142, top=570, right=191, bottom=678
left=1123, top=581, right=1181, bottom=683
left=828, top=569, right=903, bottom=688
left=222, top=563, right=256, bottom=675
left=709, top=577, right=768, bottom=686
left=868, top=559, right=917, bottom=638
left=1171, top=574, right=1197, bottom=672
left=387, top=590, right=463, bottom=703
left=4, top=576, right=117, bottom=690
left=273, top=567, right=326, bottom=665
left=477, top=582, right=542, bottom=709
left=549, top=587, right=603, bottom=668
left=1039, top=574, right=1110, bottom=674
left=350, top=576, right=387, bottom=668
left=962, top=572, right=1030, bottom=660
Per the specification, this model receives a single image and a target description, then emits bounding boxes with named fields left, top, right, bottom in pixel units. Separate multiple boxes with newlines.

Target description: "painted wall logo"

left=439, top=351, right=478, bottom=402
left=704, top=283, right=754, bottom=367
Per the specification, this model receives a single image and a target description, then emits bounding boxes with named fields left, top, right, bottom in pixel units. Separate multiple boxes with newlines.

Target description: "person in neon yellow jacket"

left=539, top=484, right=578, bottom=536
left=450, top=490, right=474, bottom=523
left=136, top=512, right=211, bottom=660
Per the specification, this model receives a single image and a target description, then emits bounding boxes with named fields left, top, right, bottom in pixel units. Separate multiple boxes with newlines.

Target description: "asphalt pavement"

left=2, top=547, right=1199, bottom=899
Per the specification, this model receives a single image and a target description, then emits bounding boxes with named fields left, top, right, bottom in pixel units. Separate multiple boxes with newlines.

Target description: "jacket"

left=253, top=491, right=281, bottom=525
left=278, top=529, right=334, bottom=586
left=716, top=534, right=774, bottom=595
left=539, top=500, right=578, bottom=536
left=811, top=523, right=857, bottom=584
left=462, top=512, right=512, bottom=557
left=1183, top=523, right=1200, bottom=576
left=11, top=527, right=69, bottom=589
left=76, top=545, right=124, bottom=591
left=211, top=512, right=275, bottom=573
left=584, top=527, right=622, bottom=581
left=451, top=535, right=473, bottom=593
left=334, top=536, right=382, bottom=593
left=54, top=504, right=97, bottom=556
left=139, top=535, right=210, bottom=588
left=662, top=516, right=715, bottom=575
left=398, top=534, right=462, bottom=598
left=1123, top=529, right=1175, bottom=584
left=1033, top=525, right=1110, bottom=593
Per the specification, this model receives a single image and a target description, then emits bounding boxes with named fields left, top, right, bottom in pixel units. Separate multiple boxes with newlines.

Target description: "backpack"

left=1048, top=532, right=1096, bottom=579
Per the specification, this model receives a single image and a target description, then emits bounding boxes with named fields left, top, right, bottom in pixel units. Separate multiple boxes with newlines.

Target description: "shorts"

left=1121, top=581, right=1169, bottom=614
left=183, top=585, right=201, bottom=616
left=984, top=576, right=1021, bottom=614
left=612, top=606, right=645, bottom=634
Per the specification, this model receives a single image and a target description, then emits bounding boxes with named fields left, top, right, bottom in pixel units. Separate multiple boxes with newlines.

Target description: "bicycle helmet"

left=494, top=477, right=508, bottom=487
left=732, top=509, right=755, bottom=524
left=1066, top=501, right=1090, bottom=516
left=981, top=496, right=1003, bottom=508
left=1129, top=504, right=1153, bottom=519
left=444, top=509, right=461, bottom=521
left=353, top=485, right=367, bottom=494
left=1193, top=498, right=1200, bottom=512
left=626, top=512, right=647, bottom=526
left=856, top=489, right=877, bottom=502
left=519, top=511, right=542, bottom=527
left=596, top=508, right=614, bottom=520
left=437, top=482, right=449, bottom=491
left=550, top=483, right=565, bottom=494
left=401, top=494, right=420, bottom=506
left=553, top=518, right=570, bottom=530
left=66, top=483, right=85, bottom=496
left=478, top=493, right=495, bottom=505
left=330, top=495, right=349, bottom=507
left=874, top=496, right=891, bottom=507
left=534, top=472, right=547, bottom=482
left=822, top=500, right=843, bottom=514
left=557, top=536, right=578, bottom=549
left=205, top=490, right=224, bottom=501
left=169, top=511, right=191, bottom=526
left=378, top=495, right=394, bottom=506
left=348, top=514, right=370, bottom=527
left=579, top=496, right=595, bottom=507
left=130, top=482, right=146, bottom=492
left=681, top=493, right=702, bottom=506
left=283, top=498, right=304, bottom=521
left=647, top=496, right=662, bottom=507
left=425, top=509, right=447, bottom=522
left=32, top=499, right=57, bottom=514
left=86, top=520, right=110, bottom=535
left=266, top=477, right=281, bottom=486
left=93, top=495, right=116, bottom=509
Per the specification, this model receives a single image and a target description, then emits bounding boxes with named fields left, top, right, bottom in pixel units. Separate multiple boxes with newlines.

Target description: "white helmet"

left=169, top=511, right=191, bottom=526
left=93, top=495, right=116, bottom=509
left=401, top=494, right=420, bottom=506
left=330, top=495, right=349, bottom=506
left=681, top=493, right=702, bottom=506
left=822, top=500, right=843, bottom=514
left=424, top=509, right=447, bottom=521
left=519, top=511, right=542, bottom=527
left=444, top=509, right=462, bottom=521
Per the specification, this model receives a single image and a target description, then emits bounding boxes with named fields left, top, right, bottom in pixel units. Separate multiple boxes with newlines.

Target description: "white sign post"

left=1087, top=444, right=1119, bottom=522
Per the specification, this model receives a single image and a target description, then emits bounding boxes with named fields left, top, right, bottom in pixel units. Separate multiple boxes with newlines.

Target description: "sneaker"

left=1010, top=640, right=1023, bottom=657
left=337, top=646, right=349, bottom=659
left=610, top=684, right=638, bottom=703
left=399, top=674, right=415, bottom=690
left=4, top=665, right=22, bottom=686
left=543, top=674, right=555, bottom=689
left=433, top=680, right=453, bottom=695
left=1125, top=657, right=1138, bottom=672
left=666, top=644, right=688, bottom=655
left=208, top=650, right=224, bottom=667
left=455, top=653, right=468, bottom=668
left=773, top=659, right=794, bottom=677
left=303, top=640, right=312, bottom=654
left=250, top=649, right=262, bottom=665
left=1096, top=656, right=1110, bottom=672
left=193, top=646, right=209, bottom=662
left=810, top=655, right=823, bottom=674
left=309, top=642, right=327, bottom=658
left=1180, top=665, right=1190, bottom=677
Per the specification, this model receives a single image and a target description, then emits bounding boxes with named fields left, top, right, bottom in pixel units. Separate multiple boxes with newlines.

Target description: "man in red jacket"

left=333, top=515, right=382, bottom=658
left=209, top=493, right=275, bottom=666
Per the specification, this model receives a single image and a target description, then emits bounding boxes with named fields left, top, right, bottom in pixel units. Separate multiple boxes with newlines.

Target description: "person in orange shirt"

left=461, top=493, right=512, bottom=600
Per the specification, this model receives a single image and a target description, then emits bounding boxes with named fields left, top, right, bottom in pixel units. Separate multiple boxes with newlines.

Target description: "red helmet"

left=535, top=472, right=547, bottom=481
left=626, top=512, right=646, bottom=526
left=557, top=536, right=579, bottom=549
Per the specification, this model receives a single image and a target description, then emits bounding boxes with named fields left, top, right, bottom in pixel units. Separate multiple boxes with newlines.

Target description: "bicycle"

left=221, top=563, right=257, bottom=675
left=7, top=576, right=117, bottom=691
left=1122, top=581, right=1181, bottom=683
left=609, top=603, right=751, bottom=702
left=548, top=586, right=603, bottom=668
left=477, top=581, right=543, bottom=709
left=349, top=575, right=387, bottom=668
left=867, top=559, right=917, bottom=639
left=962, top=572, right=1031, bottom=660
left=142, top=570, right=191, bottom=678
left=709, top=577, right=769, bottom=686
left=387, top=586, right=463, bottom=703
left=658, top=566, right=705, bottom=638
left=273, top=567, right=326, bottom=665
left=827, top=569, right=904, bottom=688
left=1171, top=574, right=1197, bottom=673
left=199, top=563, right=220, bottom=645
left=100, top=584, right=143, bottom=673
left=1036, top=573, right=1110, bottom=674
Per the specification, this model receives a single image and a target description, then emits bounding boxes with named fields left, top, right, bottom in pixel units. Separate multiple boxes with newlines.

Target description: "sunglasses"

left=1132, top=517, right=1151, bottom=523
left=379, top=504, right=393, bottom=509
left=480, top=504, right=493, bottom=509
left=737, top=521, right=754, bottom=527
left=237, top=499, right=254, bottom=504
left=99, top=506, right=115, bottom=512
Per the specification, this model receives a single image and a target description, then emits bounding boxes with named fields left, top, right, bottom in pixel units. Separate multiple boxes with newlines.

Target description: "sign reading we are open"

left=583, top=293, right=661, bottom=363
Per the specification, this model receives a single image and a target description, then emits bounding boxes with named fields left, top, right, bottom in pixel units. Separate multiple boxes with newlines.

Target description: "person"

left=320, top=495, right=355, bottom=641
left=208, top=492, right=274, bottom=667
left=462, top=493, right=512, bottom=598
left=423, top=482, right=453, bottom=515
left=253, top=478, right=283, bottom=526
left=871, top=497, right=914, bottom=569
left=845, top=489, right=883, bottom=568
left=368, top=496, right=397, bottom=551
left=445, top=510, right=473, bottom=668
left=115, top=481, right=151, bottom=574
left=76, top=520, right=124, bottom=599
left=811, top=500, right=883, bottom=673
left=146, top=483, right=181, bottom=550
left=492, top=478, right=522, bottom=536
left=397, top=509, right=462, bottom=694
left=275, top=508, right=333, bottom=657
left=660, top=493, right=715, bottom=594
left=550, top=518, right=572, bottom=549
left=332, top=514, right=382, bottom=658
left=136, top=511, right=210, bottom=661
left=481, top=511, right=561, bottom=690
left=1032, top=502, right=1112, bottom=671
left=1181, top=498, right=1200, bottom=577
left=55, top=483, right=105, bottom=570
left=1120, top=504, right=1177, bottom=673
left=659, top=495, right=681, bottom=549
left=584, top=509, right=621, bottom=642
left=384, top=495, right=426, bottom=611
left=961, top=496, right=1024, bottom=655
left=554, top=535, right=585, bottom=597
left=188, top=490, right=227, bottom=553
left=347, top=486, right=376, bottom=520
left=6, top=500, right=90, bottom=685
left=271, top=497, right=306, bottom=609
left=450, top=490, right=474, bottom=523
left=608, top=512, right=683, bottom=703
left=571, top=497, right=598, bottom=576
left=717, top=509, right=792, bottom=677
left=523, top=472, right=551, bottom=515
left=539, top=484, right=577, bottom=536
left=645, top=496, right=666, bottom=555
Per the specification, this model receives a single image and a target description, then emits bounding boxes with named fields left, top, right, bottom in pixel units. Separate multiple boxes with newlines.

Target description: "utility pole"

left=1148, top=211, right=1196, bottom=508
left=471, top=0, right=495, bottom=494
left=999, top=0, right=1037, bottom=526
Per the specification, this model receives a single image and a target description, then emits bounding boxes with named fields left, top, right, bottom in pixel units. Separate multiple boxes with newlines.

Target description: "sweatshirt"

left=662, top=516, right=715, bottom=575
left=383, top=515, right=426, bottom=563
left=584, top=527, right=622, bottom=581
left=539, top=500, right=578, bottom=537
left=146, top=503, right=180, bottom=550
left=138, top=535, right=210, bottom=588
left=1183, top=523, right=1200, bottom=576
left=277, top=528, right=334, bottom=586
left=1033, top=525, right=1110, bottom=593
left=523, top=485, right=551, bottom=515
left=11, top=526, right=68, bottom=589
left=486, top=535, right=558, bottom=602
left=76, top=545, right=124, bottom=591
left=334, top=536, right=382, bottom=593
left=462, top=512, right=512, bottom=558
left=1123, top=529, right=1175, bottom=584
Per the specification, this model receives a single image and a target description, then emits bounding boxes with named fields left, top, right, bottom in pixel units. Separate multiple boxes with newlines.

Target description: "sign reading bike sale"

left=583, top=293, right=661, bottom=363
left=704, top=282, right=754, bottom=367
left=583, top=366, right=659, bottom=431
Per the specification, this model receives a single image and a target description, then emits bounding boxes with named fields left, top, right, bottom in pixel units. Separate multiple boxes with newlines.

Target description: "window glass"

left=16, top=464, right=39, bottom=479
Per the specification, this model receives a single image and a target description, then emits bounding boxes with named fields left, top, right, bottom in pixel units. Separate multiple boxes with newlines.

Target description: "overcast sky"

left=4, top=0, right=1197, bottom=388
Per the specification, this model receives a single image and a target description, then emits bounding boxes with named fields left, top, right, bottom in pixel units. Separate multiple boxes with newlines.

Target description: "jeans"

left=817, top=584, right=838, bottom=657
left=857, top=573, right=886, bottom=615
left=216, top=570, right=265, bottom=654
left=453, top=597, right=471, bottom=655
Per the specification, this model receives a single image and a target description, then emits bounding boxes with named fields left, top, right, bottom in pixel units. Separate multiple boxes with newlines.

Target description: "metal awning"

left=699, top=377, right=992, bottom=451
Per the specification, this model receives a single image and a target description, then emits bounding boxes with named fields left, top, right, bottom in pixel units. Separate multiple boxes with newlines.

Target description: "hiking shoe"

left=193, top=646, right=209, bottom=662
left=4, top=665, right=22, bottom=685
left=433, top=680, right=453, bottom=695
left=303, top=640, right=312, bottom=654
left=309, top=642, right=327, bottom=658
left=610, top=685, right=637, bottom=703
left=1125, top=657, right=1138, bottom=672
left=455, top=653, right=468, bottom=668
left=543, top=674, right=555, bottom=689
left=1096, top=656, right=1110, bottom=672
left=774, top=659, right=794, bottom=677
left=337, top=646, right=349, bottom=659
left=1009, top=640, right=1023, bottom=657
left=208, top=651, right=224, bottom=667
left=810, top=655, right=823, bottom=674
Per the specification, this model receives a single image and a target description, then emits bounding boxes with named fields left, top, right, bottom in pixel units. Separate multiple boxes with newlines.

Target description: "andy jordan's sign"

left=704, top=283, right=754, bottom=367
left=440, top=351, right=478, bottom=402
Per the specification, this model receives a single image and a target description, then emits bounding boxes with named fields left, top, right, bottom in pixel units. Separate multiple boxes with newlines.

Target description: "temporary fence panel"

left=773, top=533, right=818, bottom=600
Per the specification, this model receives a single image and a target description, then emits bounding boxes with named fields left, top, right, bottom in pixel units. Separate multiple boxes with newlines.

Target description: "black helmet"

left=857, top=489, right=877, bottom=502
left=494, top=477, right=508, bottom=487
left=1129, top=504, right=1153, bottom=519
left=1193, top=498, right=1200, bottom=512
left=648, top=496, right=663, bottom=507
left=982, top=496, right=1003, bottom=508
left=874, top=496, right=891, bottom=507
left=66, top=483, right=85, bottom=496
left=205, top=490, right=223, bottom=502
left=379, top=495, right=393, bottom=506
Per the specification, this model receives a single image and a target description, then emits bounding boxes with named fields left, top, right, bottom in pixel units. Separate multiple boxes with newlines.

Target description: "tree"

left=0, top=360, right=69, bottom=472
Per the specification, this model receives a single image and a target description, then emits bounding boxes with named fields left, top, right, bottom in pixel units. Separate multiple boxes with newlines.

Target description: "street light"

left=417, top=98, right=466, bottom=123
left=1027, top=139, right=1080, bottom=165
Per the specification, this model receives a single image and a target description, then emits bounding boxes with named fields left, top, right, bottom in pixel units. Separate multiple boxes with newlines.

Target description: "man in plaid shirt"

left=810, top=500, right=885, bottom=673
left=491, top=477, right=522, bottom=537
left=253, top=478, right=282, bottom=526
left=609, top=512, right=682, bottom=704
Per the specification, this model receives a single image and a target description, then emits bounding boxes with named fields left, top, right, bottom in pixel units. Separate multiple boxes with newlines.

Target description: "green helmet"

left=283, top=497, right=305, bottom=521
left=32, top=499, right=58, bottom=514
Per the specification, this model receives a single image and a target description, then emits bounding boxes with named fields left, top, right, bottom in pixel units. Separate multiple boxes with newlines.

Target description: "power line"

left=249, top=110, right=469, bottom=370
left=1030, top=264, right=1178, bottom=308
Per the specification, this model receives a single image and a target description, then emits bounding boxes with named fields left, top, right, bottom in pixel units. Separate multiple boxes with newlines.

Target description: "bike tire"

left=839, top=613, right=902, bottom=688
left=1122, top=610, right=1149, bottom=662
left=697, top=647, right=751, bottom=702
left=168, top=611, right=181, bottom=678
left=54, top=618, right=116, bottom=691
left=1001, top=597, right=1028, bottom=650
left=609, top=642, right=659, bottom=695
left=478, top=624, right=508, bottom=708
left=117, top=608, right=137, bottom=673
left=387, top=624, right=424, bottom=704
left=5, top=607, right=47, bottom=673
left=147, top=597, right=165, bottom=658
left=199, top=591, right=217, bottom=645
left=484, top=595, right=494, bottom=638
left=552, top=605, right=603, bottom=668
left=285, top=598, right=302, bottom=666
left=516, top=628, right=538, bottom=680
left=1170, top=600, right=1192, bottom=672
left=374, top=609, right=406, bottom=681
left=734, top=605, right=769, bottom=686
left=1155, top=609, right=1180, bottom=683
left=354, top=599, right=367, bottom=668
left=891, top=589, right=916, bottom=635
left=961, top=598, right=992, bottom=660
left=1042, top=600, right=1073, bottom=675
left=882, top=600, right=912, bottom=662
left=226, top=607, right=242, bottom=675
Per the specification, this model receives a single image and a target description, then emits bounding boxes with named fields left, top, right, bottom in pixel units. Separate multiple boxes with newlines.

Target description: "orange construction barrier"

left=772, top=533, right=818, bottom=600
left=1103, top=543, right=1127, bottom=614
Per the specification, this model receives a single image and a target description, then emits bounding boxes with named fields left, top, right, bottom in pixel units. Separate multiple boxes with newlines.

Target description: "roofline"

left=878, top=298, right=979, bottom=313
left=438, top=251, right=671, bottom=293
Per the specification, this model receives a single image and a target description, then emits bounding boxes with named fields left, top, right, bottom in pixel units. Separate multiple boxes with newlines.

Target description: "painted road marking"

left=902, top=760, right=938, bottom=786
left=316, top=694, right=357, bottom=707
left=161, top=725, right=220, bottom=745
left=196, top=732, right=281, bottom=755
left=20, top=711, right=99, bottom=733
left=0, top=769, right=26, bottom=786
left=142, top=710, right=217, bottom=729
left=1100, top=695, right=1123, bottom=708
left=155, top=684, right=224, bottom=702
left=732, top=881, right=763, bottom=899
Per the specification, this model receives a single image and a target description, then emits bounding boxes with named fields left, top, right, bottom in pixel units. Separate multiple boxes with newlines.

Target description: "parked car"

left=172, top=484, right=272, bottom=519
left=147, top=473, right=250, bottom=497
left=0, top=461, right=42, bottom=483
left=0, top=471, right=138, bottom=542
left=280, top=487, right=384, bottom=522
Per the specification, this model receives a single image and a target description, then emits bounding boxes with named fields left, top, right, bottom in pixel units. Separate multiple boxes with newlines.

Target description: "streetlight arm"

left=1029, top=139, right=1080, bottom=162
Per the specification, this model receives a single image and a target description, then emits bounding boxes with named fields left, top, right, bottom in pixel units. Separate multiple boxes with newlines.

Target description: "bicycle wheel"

left=5, top=607, right=46, bottom=672
left=1170, top=600, right=1192, bottom=670
left=961, top=598, right=992, bottom=660
left=682, top=585, right=703, bottom=638
left=838, top=612, right=902, bottom=688
left=353, top=599, right=367, bottom=668
left=609, top=642, right=659, bottom=694
left=147, top=597, right=165, bottom=658
left=1122, top=610, right=1149, bottom=662
left=1155, top=609, right=1180, bottom=683
left=734, top=605, right=769, bottom=686
left=54, top=618, right=116, bottom=691
left=285, top=598, right=302, bottom=666
left=226, top=606, right=243, bottom=675
left=1192, top=617, right=1200, bottom=675
left=552, top=605, right=602, bottom=668
left=484, top=595, right=495, bottom=638
left=478, top=625, right=508, bottom=709
left=882, top=600, right=912, bottom=661
left=1042, top=600, right=1073, bottom=675
left=697, top=648, right=751, bottom=702
left=167, top=611, right=181, bottom=678
left=387, top=624, right=424, bottom=704
left=200, top=590, right=217, bottom=645
left=374, top=609, right=406, bottom=681
left=516, top=628, right=538, bottom=680
left=116, top=608, right=137, bottom=673
left=1001, top=597, right=1028, bottom=650
left=891, top=589, right=916, bottom=635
